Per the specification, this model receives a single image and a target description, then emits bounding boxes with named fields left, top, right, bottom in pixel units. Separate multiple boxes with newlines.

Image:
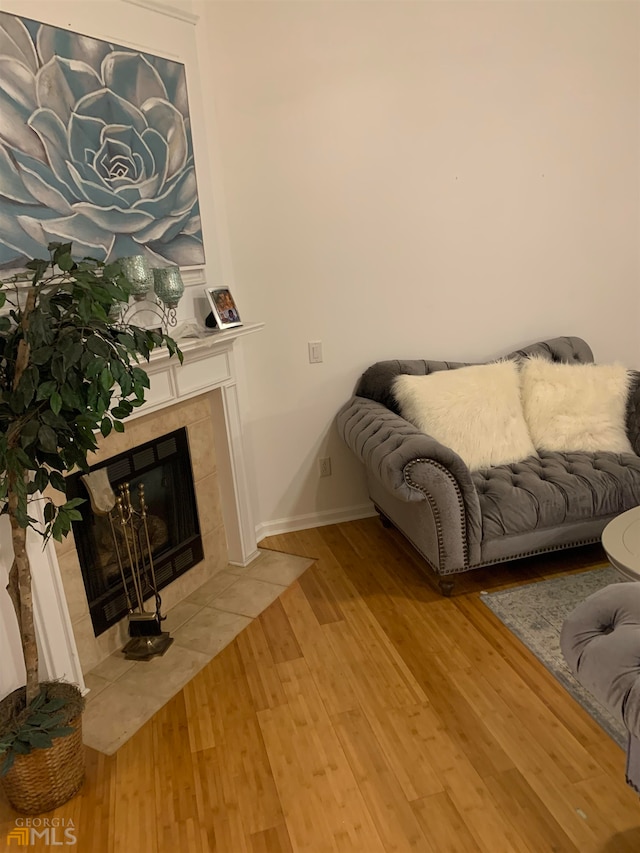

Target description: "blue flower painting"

left=0, top=12, right=204, bottom=268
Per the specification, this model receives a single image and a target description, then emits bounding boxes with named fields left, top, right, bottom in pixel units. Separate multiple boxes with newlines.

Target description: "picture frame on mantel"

left=205, top=287, right=243, bottom=329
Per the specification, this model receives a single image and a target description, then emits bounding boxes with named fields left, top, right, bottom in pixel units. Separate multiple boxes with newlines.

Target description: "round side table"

left=602, top=506, right=640, bottom=581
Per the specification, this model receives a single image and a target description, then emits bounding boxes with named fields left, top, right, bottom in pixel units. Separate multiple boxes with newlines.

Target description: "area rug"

left=481, top=566, right=626, bottom=748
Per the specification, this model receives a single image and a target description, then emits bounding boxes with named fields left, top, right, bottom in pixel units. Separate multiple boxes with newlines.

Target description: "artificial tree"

left=0, top=242, right=181, bottom=785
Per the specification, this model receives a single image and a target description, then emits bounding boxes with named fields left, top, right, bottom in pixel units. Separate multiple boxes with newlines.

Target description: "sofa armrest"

left=337, top=396, right=482, bottom=528
left=627, top=371, right=640, bottom=455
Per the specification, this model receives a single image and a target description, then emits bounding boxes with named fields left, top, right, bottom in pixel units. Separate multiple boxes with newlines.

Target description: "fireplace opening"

left=66, top=427, right=203, bottom=636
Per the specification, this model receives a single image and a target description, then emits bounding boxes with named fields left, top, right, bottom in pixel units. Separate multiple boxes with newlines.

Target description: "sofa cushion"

left=355, top=336, right=595, bottom=415
left=393, top=361, right=536, bottom=471
left=521, top=357, right=633, bottom=454
left=473, top=450, right=640, bottom=540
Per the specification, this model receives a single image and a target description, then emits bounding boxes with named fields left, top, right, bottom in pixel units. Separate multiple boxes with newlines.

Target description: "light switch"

left=308, top=341, right=323, bottom=363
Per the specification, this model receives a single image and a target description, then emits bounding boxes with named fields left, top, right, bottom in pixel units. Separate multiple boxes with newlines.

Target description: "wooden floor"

left=2, top=518, right=640, bottom=852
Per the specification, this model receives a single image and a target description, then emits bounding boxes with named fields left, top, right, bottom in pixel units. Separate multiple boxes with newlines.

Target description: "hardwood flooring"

left=2, top=518, right=639, bottom=852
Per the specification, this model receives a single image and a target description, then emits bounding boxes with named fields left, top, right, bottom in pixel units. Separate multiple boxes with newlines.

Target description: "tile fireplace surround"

left=67, top=324, right=265, bottom=674
left=0, top=325, right=264, bottom=697
left=58, top=391, right=226, bottom=674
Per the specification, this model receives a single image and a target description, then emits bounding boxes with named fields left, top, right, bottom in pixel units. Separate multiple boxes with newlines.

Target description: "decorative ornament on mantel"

left=114, top=255, right=186, bottom=333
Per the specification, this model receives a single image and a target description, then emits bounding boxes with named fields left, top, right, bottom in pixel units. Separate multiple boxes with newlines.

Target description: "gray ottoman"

left=560, top=582, right=640, bottom=792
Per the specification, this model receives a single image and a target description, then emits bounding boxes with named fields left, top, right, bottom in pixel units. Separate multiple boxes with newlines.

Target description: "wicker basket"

left=1, top=716, right=85, bottom=814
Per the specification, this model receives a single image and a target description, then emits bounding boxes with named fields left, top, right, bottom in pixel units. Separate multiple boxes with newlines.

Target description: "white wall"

left=5, top=0, right=639, bottom=538
left=200, top=0, right=640, bottom=536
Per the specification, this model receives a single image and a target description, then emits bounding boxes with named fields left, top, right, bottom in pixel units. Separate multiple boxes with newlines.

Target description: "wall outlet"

left=318, top=456, right=332, bottom=477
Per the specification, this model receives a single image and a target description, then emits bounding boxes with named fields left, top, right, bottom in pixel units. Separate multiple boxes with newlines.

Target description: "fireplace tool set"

left=81, top=469, right=173, bottom=660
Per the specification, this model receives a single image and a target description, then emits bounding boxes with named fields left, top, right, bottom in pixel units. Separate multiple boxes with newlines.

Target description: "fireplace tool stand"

left=81, top=470, right=173, bottom=661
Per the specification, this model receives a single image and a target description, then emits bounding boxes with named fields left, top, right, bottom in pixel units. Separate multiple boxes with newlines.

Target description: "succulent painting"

left=0, top=13, right=204, bottom=269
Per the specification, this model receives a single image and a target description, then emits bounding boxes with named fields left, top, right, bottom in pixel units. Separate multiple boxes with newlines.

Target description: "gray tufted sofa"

left=560, top=582, right=640, bottom=792
left=337, top=336, right=640, bottom=595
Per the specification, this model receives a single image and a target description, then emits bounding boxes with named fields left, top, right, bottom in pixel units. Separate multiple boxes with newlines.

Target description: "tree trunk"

left=6, top=558, right=21, bottom=635
left=5, top=286, right=40, bottom=706
left=7, top=473, right=39, bottom=705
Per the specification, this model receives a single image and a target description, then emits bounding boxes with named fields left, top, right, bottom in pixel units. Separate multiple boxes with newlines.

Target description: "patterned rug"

left=481, top=566, right=627, bottom=748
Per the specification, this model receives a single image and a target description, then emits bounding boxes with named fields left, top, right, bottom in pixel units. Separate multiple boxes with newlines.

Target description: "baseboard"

left=256, top=503, right=376, bottom=541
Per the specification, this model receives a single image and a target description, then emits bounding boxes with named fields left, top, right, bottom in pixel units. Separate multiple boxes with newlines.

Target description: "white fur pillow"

left=393, top=361, right=536, bottom=471
left=520, top=356, right=633, bottom=454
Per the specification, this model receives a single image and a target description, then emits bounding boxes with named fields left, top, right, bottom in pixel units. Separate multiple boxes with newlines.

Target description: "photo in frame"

left=205, top=287, right=242, bottom=329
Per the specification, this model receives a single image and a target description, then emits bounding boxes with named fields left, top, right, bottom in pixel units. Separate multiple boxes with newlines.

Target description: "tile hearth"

left=81, top=548, right=314, bottom=755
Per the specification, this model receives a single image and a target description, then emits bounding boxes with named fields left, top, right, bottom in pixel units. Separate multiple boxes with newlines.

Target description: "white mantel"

left=0, top=324, right=263, bottom=700
left=139, top=323, right=263, bottom=567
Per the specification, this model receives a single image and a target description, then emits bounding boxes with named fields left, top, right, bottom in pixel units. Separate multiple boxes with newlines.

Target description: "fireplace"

left=6, top=329, right=262, bottom=690
left=66, top=427, right=203, bottom=636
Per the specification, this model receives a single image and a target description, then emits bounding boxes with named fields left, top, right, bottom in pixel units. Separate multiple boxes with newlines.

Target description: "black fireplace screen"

left=66, top=427, right=203, bottom=636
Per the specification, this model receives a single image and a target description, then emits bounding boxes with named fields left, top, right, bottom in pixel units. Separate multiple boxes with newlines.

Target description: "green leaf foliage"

left=0, top=686, right=85, bottom=775
left=0, top=242, right=182, bottom=542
